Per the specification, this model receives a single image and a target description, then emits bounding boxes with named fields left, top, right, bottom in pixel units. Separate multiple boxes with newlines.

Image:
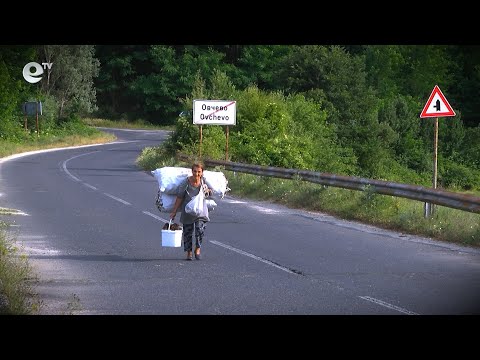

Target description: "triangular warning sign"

left=420, top=85, right=456, bottom=118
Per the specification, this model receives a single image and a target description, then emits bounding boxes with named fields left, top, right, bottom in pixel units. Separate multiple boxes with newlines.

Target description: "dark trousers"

left=183, top=220, right=206, bottom=252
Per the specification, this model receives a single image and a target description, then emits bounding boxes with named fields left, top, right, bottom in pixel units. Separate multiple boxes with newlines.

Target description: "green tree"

left=0, top=46, right=37, bottom=140
left=459, top=125, right=480, bottom=169
left=94, top=45, right=150, bottom=119
left=129, top=45, right=236, bottom=123
left=233, top=45, right=292, bottom=89
left=274, top=45, right=389, bottom=177
left=448, top=45, right=480, bottom=127
left=38, top=45, right=99, bottom=118
left=364, top=45, right=405, bottom=98
left=377, top=94, right=430, bottom=172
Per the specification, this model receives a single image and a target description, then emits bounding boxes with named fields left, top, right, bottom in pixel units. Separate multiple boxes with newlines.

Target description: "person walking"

left=170, top=162, right=212, bottom=260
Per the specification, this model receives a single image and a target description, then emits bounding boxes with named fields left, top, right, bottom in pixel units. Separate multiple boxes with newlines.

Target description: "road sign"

left=420, top=85, right=456, bottom=118
left=22, top=101, right=42, bottom=116
left=193, top=100, right=236, bottom=125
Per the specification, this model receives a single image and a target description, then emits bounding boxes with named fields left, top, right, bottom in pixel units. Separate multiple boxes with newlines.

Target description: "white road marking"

left=21, top=246, right=60, bottom=255
left=222, top=199, right=247, bottom=204
left=62, top=151, right=100, bottom=182
left=17, top=235, right=46, bottom=239
left=223, top=197, right=282, bottom=214
left=359, top=296, right=418, bottom=315
left=248, top=205, right=282, bottom=214
left=142, top=211, right=168, bottom=223
left=210, top=240, right=298, bottom=275
left=83, top=183, right=97, bottom=190
left=103, top=193, right=131, bottom=205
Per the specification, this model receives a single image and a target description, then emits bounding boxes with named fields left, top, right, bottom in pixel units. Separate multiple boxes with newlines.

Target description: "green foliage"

left=38, top=45, right=100, bottom=118
left=94, top=45, right=151, bottom=119
left=0, top=230, right=40, bottom=315
left=165, top=115, right=199, bottom=154
left=438, top=116, right=466, bottom=159
left=54, top=113, right=97, bottom=136
left=365, top=45, right=405, bottom=98
left=173, top=71, right=358, bottom=174
left=439, top=158, right=480, bottom=190
left=36, top=94, right=60, bottom=134
left=234, top=45, right=293, bottom=88
left=273, top=45, right=391, bottom=176
left=136, top=145, right=177, bottom=171
left=0, top=60, right=19, bottom=120
left=401, top=46, right=456, bottom=99
left=448, top=46, right=480, bottom=127
left=0, top=46, right=101, bottom=142
left=378, top=94, right=431, bottom=173
left=232, top=86, right=311, bottom=168
left=460, top=125, right=480, bottom=169
left=0, top=57, right=29, bottom=142
left=129, top=46, right=237, bottom=123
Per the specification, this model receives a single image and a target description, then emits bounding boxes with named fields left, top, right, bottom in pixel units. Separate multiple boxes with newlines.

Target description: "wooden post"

left=199, top=125, right=203, bottom=158
left=425, top=117, right=439, bottom=217
left=431, top=117, right=439, bottom=215
left=433, top=117, right=438, bottom=190
left=35, top=101, right=39, bottom=136
left=225, top=125, right=229, bottom=161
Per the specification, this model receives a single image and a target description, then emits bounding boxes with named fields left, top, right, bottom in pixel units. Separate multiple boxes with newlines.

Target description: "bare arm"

left=169, top=196, right=183, bottom=220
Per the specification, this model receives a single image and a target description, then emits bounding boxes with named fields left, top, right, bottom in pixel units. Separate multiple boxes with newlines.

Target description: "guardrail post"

left=424, top=202, right=433, bottom=218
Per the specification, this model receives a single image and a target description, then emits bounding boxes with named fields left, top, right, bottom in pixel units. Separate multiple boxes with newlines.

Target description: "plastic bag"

left=206, top=199, right=217, bottom=211
left=185, top=189, right=209, bottom=218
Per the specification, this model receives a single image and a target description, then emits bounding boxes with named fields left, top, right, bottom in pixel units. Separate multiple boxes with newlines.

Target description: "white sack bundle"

left=203, top=170, right=230, bottom=197
left=157, top=192, right=177, bottom=212
left=152, top=167, right=230, bottom=197
left=151, top=167, right=191, bottom=194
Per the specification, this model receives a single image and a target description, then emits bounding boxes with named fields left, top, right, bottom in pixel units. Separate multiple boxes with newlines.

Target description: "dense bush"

left=439, top=158, right=480, bottom=190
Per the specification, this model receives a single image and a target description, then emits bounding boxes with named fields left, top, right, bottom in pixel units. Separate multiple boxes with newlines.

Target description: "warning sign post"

left=420, top=85, right=456, bottom=217
left=420, top=85, right=456, bottom=118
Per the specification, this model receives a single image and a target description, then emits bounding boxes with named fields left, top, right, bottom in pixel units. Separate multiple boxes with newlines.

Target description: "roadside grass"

left=0, top=132, right=116, bottom=159
left=0, top=223, right=42, bottom=315
left=137, top=149, right=480, bottom=249
left=136, top=145, right=177, bottom=170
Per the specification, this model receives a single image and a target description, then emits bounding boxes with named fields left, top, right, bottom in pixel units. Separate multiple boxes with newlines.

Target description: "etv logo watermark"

left=22, top=62, right=53, bottom=84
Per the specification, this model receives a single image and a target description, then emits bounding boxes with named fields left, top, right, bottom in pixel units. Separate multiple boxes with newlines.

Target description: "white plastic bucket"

left=161, top=220, right=182, bottom=247
left=161, top=230, right=182, bottom=247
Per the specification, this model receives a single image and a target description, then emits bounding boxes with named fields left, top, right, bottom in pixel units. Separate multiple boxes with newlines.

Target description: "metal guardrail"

left=177, top=153, right=480, bottom=214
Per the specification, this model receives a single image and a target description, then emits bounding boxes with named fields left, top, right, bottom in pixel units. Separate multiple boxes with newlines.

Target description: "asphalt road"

left=1, top=128, right=479, bottom=315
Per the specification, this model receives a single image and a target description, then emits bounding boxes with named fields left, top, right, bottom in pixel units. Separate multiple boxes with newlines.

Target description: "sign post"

left=35, top=101, right=40, bottom=136
left=199, top=125, right=203, bottom=158
left=22, top=101, right=43, bottom=135
left=193, top=100, right=237, bottom=160
left=225, top=125, right=229, bottom=161
left=420, top=85, right=456, bottom=217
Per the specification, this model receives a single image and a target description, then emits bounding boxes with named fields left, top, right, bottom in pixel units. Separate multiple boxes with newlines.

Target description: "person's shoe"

left=194, top=248, right=201, bottom=260
left=186, top=251, right=193, bottom=261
